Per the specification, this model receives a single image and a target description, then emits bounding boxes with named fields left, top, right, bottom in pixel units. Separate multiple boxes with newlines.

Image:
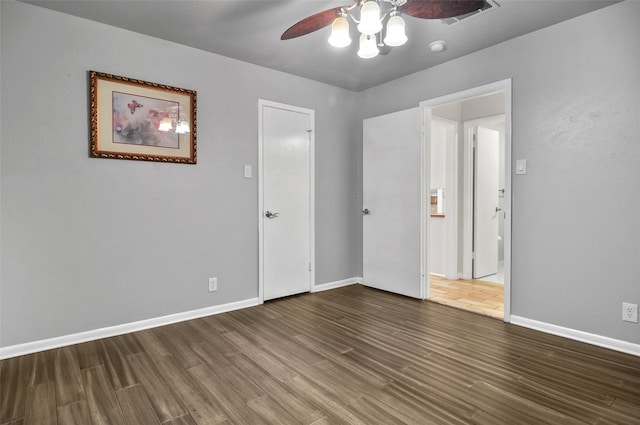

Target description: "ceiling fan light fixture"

left=328, top=15, right=351, bottom=47
left=357, top=34, right=379, bottom=59
left=357, top=1, right=383, bottom=35
left=282, top=0, right=485, bottom=60
left=383, top=13, right=407, bottom=47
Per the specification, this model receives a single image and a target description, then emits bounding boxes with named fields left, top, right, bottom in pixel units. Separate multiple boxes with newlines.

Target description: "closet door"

left=260, top=101, right=314, bottom=301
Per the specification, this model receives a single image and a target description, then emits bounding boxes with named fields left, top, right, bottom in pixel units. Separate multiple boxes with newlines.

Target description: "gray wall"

left=0, top=1, right=360, bottom=347
left=355, top=1, right=640, bottom=344
left=2, top=0, right=639, bottom=349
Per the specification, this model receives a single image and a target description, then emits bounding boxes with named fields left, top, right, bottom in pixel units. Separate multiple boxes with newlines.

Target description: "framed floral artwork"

left=90, top=71, right=196, bottom=164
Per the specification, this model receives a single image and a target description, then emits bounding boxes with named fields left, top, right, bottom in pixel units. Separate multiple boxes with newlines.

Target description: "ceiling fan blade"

left=400, top=0, right=486, bottom=19
left=281, top=7, right=346, bottom=40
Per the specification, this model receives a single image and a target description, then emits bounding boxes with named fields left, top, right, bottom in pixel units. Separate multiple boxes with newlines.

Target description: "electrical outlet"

left=622, top=302, right=638, bottom=323
left=208, top=277, right=218, bottom=292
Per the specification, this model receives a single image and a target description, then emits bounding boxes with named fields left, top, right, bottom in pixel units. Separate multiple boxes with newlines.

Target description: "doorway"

left=421, top=80, right=512, bottom=321
left=258, top=100, right=315, bottom=302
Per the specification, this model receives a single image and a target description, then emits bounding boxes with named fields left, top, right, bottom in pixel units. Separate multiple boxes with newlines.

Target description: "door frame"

left=429, top=115, right=459, bottom=280
left=420, top=79, right=512, bottom=321
left=258, top=99, right=315, bottom=303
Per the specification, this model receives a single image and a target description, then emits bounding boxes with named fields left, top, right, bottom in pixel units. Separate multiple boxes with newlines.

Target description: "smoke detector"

left=429, top=40, right=446, bottom=52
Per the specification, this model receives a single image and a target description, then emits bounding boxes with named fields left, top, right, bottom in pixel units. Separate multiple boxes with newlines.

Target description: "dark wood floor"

left=2, top=285, right=639, bottom=425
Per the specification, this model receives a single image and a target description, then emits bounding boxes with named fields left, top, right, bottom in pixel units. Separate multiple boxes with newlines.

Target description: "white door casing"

left=420, top=79, right=512, bottom=322
left=259, top=100, right=314, bottom=301
left=362, top=108, right=423, bottom=299
left=473, top=126, right=500, bottom=279
left=430, top=116, right=459, bottom=280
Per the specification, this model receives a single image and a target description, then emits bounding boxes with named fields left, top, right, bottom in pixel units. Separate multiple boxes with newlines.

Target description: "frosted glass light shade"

left=158, top=117, right=172, bottom=131
left=383, top=14, right=407, bottom=46
left=328, top=16, right=351, bottom=47
left=357, top=34, right=379, bottom=59
left=357, top=1, right=382, bottom=35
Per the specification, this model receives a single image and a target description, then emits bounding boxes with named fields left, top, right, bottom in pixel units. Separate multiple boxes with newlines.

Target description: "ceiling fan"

left=282, top=0, right=486, bottom=58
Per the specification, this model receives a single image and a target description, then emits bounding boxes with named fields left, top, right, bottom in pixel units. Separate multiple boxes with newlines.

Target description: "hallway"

left=429, top=274, right=504, bottom=319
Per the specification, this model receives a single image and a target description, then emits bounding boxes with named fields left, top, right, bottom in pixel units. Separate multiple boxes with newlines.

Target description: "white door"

left=363, top=108, right=423, bottom=299
left=259, top=101, right=314, bottom=301
left=473, top=126, right=500, bottom=279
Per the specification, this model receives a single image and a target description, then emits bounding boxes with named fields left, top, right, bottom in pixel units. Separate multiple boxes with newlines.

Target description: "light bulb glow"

left=383, top=14, right=407, bottom=47
left=357, top=1, right=382, bottom=35
left=328, top=16, right=351, bottom=47
left=357, top=34, right=379, bottom=59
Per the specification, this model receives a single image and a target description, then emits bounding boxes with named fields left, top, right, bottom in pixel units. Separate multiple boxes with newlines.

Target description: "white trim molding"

left=420, top=78, right=513, bottom=322
left=313, top=277, right=361, bottom=293
left=511, top=315, right=640, bottom=357
left=0, top=297, right=261, bottom=360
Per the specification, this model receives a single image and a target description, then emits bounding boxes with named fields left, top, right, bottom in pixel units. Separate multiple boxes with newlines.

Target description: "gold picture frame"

left=90, top=71, right=196, bottom=164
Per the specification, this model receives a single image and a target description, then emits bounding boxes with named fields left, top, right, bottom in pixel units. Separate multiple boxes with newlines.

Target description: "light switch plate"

left=243, top=165, right=252, bottom=178
left=516, top=159, right=527, bottom=175
left=208, top=277, right=218, bottom=292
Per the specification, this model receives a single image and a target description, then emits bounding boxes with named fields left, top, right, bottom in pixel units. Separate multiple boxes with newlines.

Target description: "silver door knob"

left=265, top=211, right=279, bottom=219
left=362, top=208, right=371, bottom=215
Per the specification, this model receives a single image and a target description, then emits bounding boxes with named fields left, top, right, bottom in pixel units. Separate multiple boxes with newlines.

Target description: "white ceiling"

left=23, top=0, right=620, bottom=92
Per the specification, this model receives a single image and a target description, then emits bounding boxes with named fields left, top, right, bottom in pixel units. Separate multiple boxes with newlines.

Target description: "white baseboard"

left=5, top=293, right=637, bottom=359
left=0, top=298, right=261, bottom=360
left=313, top=277, right=361, bottom=293
left=510, top=315, right=640, bottom=357
left=1, top=278, right=364, bottom=359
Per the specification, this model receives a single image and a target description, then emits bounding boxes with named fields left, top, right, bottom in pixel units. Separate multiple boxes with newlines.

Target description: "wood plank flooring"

left=429, top=275, right=504, bottom=319
left=2, top=284, right=639, bottom=424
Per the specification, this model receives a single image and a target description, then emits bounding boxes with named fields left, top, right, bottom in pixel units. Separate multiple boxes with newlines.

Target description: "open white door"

left=259, top=101, right=314, bottom=301
left=363, top=108, right=423, bottom=299
left=473, top=126, right=500, bottom=279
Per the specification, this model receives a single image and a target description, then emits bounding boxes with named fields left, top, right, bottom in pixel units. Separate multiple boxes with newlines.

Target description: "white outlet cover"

left=622, top=302, right=638, bottom=323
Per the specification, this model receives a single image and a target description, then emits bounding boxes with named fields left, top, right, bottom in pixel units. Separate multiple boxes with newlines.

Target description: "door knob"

left=362, top=208, right=371, bottom=215
left=265, top=211, right=279, bottom=219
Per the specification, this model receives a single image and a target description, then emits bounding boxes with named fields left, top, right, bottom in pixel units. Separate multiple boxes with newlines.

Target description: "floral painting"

left=90, top=71, right=196, bottom=164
